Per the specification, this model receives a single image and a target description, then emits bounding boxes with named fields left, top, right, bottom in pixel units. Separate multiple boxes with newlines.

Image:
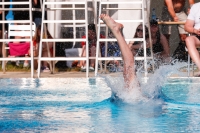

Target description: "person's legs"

left=79, top=45, right=86, bottom=71
left=179, top=34, right=187, bottom=42
left=177, top=11, right=188, bottom=42
left=185, top=36, right=200, bottom=71
left=100, top=14, right=137, bottom=88
left=41, top=42, right=53, bottom=71
left=89, top=45, right=95, bottom=68
left=42, top=50, right=49, bottom=68
left=0, top=30, right=2, bottom=57
left=163, top=34, right=170, bottom=44
left=28, top=44, right=38, bottom=70
left=79, top=45, right=95, bottom=71
left=161, top=6, right=171, bottom=44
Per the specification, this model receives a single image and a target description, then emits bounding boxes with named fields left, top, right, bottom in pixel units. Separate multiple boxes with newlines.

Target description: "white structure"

left=47, top=0, right=61, bottom=38
left=118, top=0, right=151, bottom=39
left=48, top=0, right=151, bottom=40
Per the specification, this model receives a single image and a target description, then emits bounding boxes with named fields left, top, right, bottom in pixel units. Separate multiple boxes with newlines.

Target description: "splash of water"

left=102, top=60, right=187, bottom=104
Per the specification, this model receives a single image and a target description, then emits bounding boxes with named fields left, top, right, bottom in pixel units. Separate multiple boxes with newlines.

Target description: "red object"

left=9, top=42, right=30, bottom=56
left=81, top=35, right=87, bottom=47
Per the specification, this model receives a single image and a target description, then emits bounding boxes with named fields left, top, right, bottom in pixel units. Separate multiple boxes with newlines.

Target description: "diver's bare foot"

left=99, top=14, right=123, bottom=35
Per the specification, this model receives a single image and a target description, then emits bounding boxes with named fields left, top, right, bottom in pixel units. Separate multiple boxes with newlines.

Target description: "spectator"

left=128, top=24, right=150, bottom=71
left=128, top=24, right=149, bottom=56
left=0, top=10, right=2, bottom=58
left=0, top=0, right=9, bottom=57
left=130, top=21, right=170, bottom=60
left=13, top=0, right=29, bottom=21
left=129, top=21, right=170, bottom=69
left=33, top=0, right=42, bottom=27
left=29, top=25, right=53, bottom=72
left=11, top=0, right=30, bottom=67
left=161, top=0, right=195, bottom=42
left=184, top=2, right=200, bottom=76
left=101, top=31, right=121, bottom=72
left=32, top=0, right=47, bottom=27
left=150, top=20, right=170, bottom=61
left=79, top=24, right=105, bottom=72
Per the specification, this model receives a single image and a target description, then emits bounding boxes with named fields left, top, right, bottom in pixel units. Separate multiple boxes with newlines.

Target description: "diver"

left=99, top=14, right=141, bottom=93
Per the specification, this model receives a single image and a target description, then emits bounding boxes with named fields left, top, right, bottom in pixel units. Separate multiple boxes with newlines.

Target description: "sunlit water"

left=1, top=64, right=200, bottom=132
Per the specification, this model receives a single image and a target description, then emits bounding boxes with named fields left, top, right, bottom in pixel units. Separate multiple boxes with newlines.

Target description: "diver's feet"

left=99, top=14, right=123, bottom=35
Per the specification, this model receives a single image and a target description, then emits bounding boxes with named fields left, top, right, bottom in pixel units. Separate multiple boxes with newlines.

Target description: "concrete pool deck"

left=0, top=70, right=198, bottom=78
left=0, top=71, right=123, bottom=78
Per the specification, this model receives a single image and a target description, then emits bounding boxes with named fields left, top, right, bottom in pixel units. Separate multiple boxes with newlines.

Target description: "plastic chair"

left=3, top=22, right=36, bottom=68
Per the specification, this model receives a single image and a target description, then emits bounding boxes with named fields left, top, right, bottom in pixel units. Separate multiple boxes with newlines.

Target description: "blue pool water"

left=1, top=77, right=200, bottom=132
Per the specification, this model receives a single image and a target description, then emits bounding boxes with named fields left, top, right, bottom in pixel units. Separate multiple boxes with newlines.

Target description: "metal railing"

left=0, top=0, right=34, bottom=77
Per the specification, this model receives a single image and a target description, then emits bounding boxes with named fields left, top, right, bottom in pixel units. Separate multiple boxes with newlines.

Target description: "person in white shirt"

left=184, top=2, right=200, bottom=76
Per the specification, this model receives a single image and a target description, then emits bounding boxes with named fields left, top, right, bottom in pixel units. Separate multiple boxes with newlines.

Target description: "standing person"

left=13, top=0, right=29, bottom=21
left=32, top=0, right=47, bottom=27
left=184, top=2, right=200, bottom=76
left=33, top=0, right=42, bottom=27
left=161, top=0, right=195, bottom=42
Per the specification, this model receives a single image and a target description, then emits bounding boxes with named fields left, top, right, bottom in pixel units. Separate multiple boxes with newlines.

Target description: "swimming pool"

left=0, top=77, right=200, bottom=132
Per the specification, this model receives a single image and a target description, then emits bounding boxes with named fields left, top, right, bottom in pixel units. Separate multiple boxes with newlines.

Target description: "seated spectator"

left=8, top=0, right=30, bottom=67
left=184, top=2, right=200, bottom=76
left=29, top=25, right=53, bottom=72
left=0, top=10, right=2, bottom=58
left=128, top=24, right=150, bottom=56
left=149, top=19, right=170, bottom=61
left=129, top=21, right=170, bottom=62
left=79, top=24, right=105, bottom=72
left=128, top=24, right=150, bottom=70
left=101, top=31, right=121, bottom=72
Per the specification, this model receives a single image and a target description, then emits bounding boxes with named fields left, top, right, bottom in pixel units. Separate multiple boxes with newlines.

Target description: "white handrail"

left=0, top=0, right=34, bottom=78
left=95, top=0, right=153, bottom=77
left=37, top=0, right=89, bottom=78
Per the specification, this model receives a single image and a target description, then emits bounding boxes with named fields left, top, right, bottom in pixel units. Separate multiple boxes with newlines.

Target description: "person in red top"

left=80, top=24, right=105, bottom=72
left=29, top=25, right=53, bottom=72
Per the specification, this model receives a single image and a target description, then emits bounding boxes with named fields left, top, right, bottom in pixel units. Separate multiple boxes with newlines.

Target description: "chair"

left=3, top=22, right=36, bottom=69
left=185, top=33, right=200, bottom=77
left=186, top=47, right=200, bottom=77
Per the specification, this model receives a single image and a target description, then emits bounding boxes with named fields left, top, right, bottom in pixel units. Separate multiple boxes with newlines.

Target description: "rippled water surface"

left=1, top=78, right=200, bottom=132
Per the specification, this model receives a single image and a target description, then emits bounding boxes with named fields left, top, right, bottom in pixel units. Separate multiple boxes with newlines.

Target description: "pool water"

left=1, top=78, right=200, bottom=132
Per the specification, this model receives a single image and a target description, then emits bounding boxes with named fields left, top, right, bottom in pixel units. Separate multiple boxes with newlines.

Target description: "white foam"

left=102, top=61, right=187, bottom=104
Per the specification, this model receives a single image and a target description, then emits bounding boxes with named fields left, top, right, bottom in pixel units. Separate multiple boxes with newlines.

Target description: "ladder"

left=0, top=0, right=35, bottom=78
left=95, top=0, right=154, bottom=77
left=37, top=0, right=90, bottom=78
